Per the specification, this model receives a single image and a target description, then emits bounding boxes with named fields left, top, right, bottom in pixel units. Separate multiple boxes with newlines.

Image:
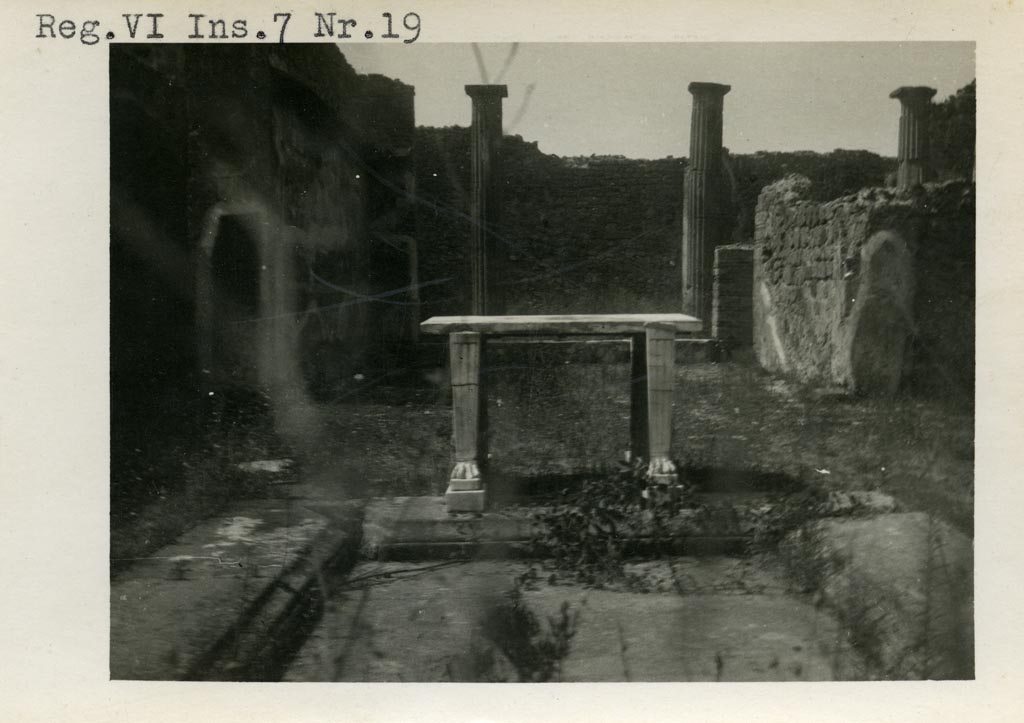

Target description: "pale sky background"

left=341, top=42, right=975, bottom=159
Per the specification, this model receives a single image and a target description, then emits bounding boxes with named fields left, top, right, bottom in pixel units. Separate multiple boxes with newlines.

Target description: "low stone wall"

left=784, top=512, right=974, bottom=679
left=753, top=175, right=974, bottom=396
left=712, top=244, right=754, bottom=347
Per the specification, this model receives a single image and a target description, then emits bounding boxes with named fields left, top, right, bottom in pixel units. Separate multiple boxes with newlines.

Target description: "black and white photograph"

left=108, top=40, right=975, bottom=682
left=3, top=1, right=1024, bottom=720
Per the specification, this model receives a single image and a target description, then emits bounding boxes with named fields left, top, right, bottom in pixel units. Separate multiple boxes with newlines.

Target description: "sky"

left=340, top=42, right=975, bottom=159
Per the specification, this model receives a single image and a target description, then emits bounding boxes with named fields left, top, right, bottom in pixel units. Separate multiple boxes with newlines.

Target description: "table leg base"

left=645, top=483, right=687, bottom=506
left=647, top=457, right=678, bottom=484
left=646, top=456, right=681, bottom=498
left=445, top=486, right=486, bottom=513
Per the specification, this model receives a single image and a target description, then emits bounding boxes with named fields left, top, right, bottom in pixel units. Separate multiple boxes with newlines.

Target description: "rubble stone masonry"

left=753, top=175, right=974, bottom=397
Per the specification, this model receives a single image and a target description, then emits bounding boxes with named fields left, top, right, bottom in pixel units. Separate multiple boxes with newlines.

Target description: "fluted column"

left=890, top=86, right=936, bottom=189
left=682, top=82, right=731, bottom=330
left=465, top=84, right=508, bottom=315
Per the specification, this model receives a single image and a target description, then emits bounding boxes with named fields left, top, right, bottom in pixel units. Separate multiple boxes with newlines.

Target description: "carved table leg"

left=645, top=327, right=679, bottom=487
left=447, top=332, right=486, bottom=512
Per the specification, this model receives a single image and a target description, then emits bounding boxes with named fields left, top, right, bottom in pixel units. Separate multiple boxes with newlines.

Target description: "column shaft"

left=466, top=85, right=508, bottom=315
left=682, top=82, right=731, bottom=329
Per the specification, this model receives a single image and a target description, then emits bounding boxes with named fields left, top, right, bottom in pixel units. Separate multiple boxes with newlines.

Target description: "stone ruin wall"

left=185, top=45, right=417, bottom=389
left=754, top=175, right=974, bottom=397
left=111, top=44, right=417, bottom=397
left=415, top=128, right=894, bottom=339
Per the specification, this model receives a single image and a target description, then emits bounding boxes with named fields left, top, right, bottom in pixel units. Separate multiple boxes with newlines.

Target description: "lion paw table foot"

left=647, top=456, right=679, bottom=486
left=447, top=461, right=485, bottom=512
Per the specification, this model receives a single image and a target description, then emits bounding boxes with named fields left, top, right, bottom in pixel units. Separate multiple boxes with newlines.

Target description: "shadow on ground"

left=111, top=358, right=973, bottom=567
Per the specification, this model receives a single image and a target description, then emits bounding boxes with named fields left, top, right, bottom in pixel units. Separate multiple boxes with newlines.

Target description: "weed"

left=747, top=485, right=831, bottom=556
left=477, top=585, right=579, bottom=682
left=528, top=458, right=696, bottom=588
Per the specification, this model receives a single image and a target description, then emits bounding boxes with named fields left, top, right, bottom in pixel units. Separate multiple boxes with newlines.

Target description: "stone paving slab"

left=284, top=561, right=521, bottom=682
left=284, top=559, right=861, bottom=682
left=363, top=496, right=533, bottom=548
left=110, top=496, right=360, bottom=680
left=528, top=587, right=845, bottom=681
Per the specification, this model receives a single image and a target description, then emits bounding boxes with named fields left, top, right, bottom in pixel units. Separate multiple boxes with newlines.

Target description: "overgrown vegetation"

left=524, top=458, right=696, bottom=589
left=727, top=148, right=895, bottom=241
left=459, top=585, right=579, bottom=682
left=930, top=80, right=976, bottom=182
left=747, top=485, right=830, bottom=556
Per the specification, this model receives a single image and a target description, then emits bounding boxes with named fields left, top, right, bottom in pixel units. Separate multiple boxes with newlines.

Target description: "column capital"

left=889, top=86, right=937, bottom=105
left=688, top=82, right=731, bottom=98
left=465, top=84, right=508, bottom=99
left=890, top=86, right=936, bottom=189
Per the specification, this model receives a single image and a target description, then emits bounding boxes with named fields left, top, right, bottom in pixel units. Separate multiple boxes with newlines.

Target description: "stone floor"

left=284, top=558, right=863, bottom=682
left=110, top=492, right=359, bottom=681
